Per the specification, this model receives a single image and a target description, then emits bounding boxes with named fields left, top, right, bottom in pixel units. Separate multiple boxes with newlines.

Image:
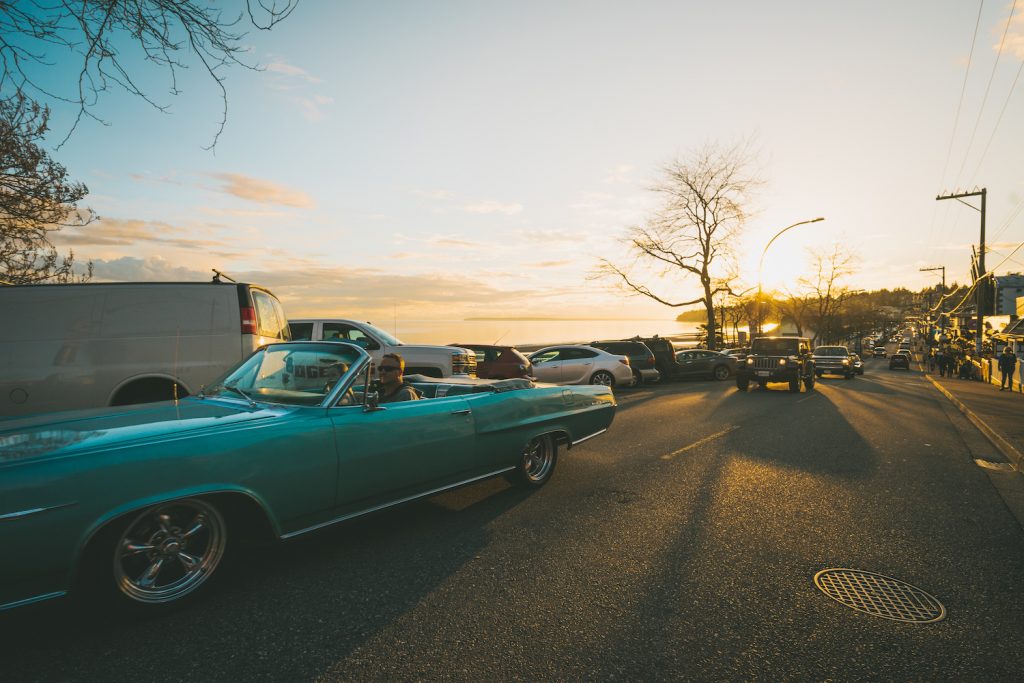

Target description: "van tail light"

left=240, top=307, right=258, bottom=335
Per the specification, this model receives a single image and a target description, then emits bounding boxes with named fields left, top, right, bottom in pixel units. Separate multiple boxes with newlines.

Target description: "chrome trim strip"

left=571, top=428, right=607, bottom=446
left=0, top=591, right=66, bottom=612
left=0, top=502, right=77, bottom=521
left=281, top=467, right=516, bottom=540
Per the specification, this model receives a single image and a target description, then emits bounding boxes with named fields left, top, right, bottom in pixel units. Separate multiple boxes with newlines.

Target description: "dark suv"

left=735, top=336, right=815, bottom=393
left=591, top=340, right=660, bottom=385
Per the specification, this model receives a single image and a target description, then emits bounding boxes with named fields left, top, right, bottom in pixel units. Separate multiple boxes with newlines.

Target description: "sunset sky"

left=37, top=1, right=1024, bottom=323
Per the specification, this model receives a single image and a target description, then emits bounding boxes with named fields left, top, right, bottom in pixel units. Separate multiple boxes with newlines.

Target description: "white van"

left=0, top=281, right=290, bottom=417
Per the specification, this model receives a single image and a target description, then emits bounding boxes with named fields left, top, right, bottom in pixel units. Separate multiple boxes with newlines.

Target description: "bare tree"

left=800, top=244, right=859, bottom=344
left=596, top=140, right=759, bottom=350
left=0, top=94, right=94, bottom=283
left=774, top=291, right=812, bottom=337
left=0, top=0, right=299, bottom=148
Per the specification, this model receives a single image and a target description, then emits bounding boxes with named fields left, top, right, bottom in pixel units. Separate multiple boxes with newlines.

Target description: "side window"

left=290, top=322, right=313, bottom=340
left=322, top=323, right=373, bottom=347
left=532, top=350, right=561, bottom=364
left=563, top=348, right=597, bottom=360
left=252, top=290, right=287, bottom=339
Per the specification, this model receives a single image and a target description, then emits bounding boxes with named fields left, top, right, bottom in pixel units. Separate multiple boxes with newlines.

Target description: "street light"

left=756, top=217, right=825, bottom=336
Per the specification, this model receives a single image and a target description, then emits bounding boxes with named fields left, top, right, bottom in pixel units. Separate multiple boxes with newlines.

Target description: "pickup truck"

left=812, top=345, right=856, bottom=379
left=288, top=318, right=476, bottom=377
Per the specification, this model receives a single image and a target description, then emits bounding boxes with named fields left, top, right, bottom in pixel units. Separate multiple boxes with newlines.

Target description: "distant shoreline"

left=464, top=317, right=678, bottom=322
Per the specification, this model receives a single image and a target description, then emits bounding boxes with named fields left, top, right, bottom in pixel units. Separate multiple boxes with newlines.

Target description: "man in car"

left=377, top=353, right=421, bottom=403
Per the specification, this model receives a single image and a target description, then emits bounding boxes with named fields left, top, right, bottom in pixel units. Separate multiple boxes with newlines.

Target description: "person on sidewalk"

left=1018, top=349, right=1024, bottom=393
left=998, top=346, right=1017, bottom=391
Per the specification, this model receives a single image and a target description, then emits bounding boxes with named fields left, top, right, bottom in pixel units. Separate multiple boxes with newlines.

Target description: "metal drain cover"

left=813, top=568, right=946, bottom=623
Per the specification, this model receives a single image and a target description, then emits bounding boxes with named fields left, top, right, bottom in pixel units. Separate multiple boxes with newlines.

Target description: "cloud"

left=461, top=200, right=523, bottom=215
left=999, top=9, right=1024, bottom=60
left=265, top=60, right=322, bottom=85
left=431, top=237, right=480, bottom=249
left=91, top=256, right=211, bottom=282
left=535, top=260, right=572, bottom=268
left=413, top=189, right=455, bottom=201
left=516, top=229, right=589, bottom=243
left=603, top=164, right=635, bottom=184
left=298, top=95, right=334, bottom=121
left=209, top=173, right=314, bottom=208
left=51, top=217, right=228, bottom=250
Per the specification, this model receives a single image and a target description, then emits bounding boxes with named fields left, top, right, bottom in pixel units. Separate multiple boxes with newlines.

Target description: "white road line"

left=660, top=425, right=740, bottom=460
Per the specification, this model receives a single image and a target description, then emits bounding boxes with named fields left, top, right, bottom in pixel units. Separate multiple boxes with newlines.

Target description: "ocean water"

left=378, top=319, right=705, bottom=348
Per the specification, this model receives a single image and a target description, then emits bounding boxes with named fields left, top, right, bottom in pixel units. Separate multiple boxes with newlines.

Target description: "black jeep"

left=735, top=336, right=815, bottom=393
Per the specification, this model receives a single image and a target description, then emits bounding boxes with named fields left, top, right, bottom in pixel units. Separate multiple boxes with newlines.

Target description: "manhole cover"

left=813, top=569, right=946, bottom=623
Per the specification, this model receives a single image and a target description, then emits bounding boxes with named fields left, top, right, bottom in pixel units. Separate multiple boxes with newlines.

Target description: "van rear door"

left=242, top=286, right=291, bottom=352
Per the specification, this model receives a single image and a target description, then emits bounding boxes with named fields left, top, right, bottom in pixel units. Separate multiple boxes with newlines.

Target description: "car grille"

left=750, top=357, right=779, bottom=370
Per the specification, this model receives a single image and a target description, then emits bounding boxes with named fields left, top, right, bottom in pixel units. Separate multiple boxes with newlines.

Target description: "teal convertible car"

left=0, top=342, right=615, bottom=613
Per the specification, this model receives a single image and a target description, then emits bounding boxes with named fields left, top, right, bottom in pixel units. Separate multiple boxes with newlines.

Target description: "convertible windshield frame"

left=202, top=342, right=370, bottom=408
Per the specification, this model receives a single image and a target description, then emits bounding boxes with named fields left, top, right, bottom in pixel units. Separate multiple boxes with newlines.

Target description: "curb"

left=923, top=371, right=1024, bottom=473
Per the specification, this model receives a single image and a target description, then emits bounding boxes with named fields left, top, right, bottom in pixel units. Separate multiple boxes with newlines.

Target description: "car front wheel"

left=507, top=434, right=558, bottom=487
left=590, top=370, right=616, bottom=387
left=713, top=365, right=731, bottom=381
left=89, top=498, right=230, bottom=610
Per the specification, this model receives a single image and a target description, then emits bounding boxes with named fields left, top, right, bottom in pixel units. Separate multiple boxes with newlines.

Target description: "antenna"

left=492, top=329, right=511, bottom=345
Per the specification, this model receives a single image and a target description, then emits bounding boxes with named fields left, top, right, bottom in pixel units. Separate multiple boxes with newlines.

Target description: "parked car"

left=289, top=318, right=475, bottom=377
left=0, top=341, right=615, bottom=614
left=632, top=336, right=685, bottom=380
left=672, top=349, right=737, bottom=380
left=813, top=345, right=856, bottom=379
left=0, top=280, right=291, bottom=416
left=589, top=340, right=660, bottom=385
left=872, top=346, right=887, bottom=357
left=889, top=353, right=910, bottom=370
left=528, top=345, right=634, bottom=387
left=721, top=347, right=750, bottom=361
left=449, top=344, right=532, bottom=379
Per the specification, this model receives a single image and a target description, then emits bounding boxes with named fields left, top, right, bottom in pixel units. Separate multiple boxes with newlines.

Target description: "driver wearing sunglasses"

left=376, top=352, right=421, bottom=403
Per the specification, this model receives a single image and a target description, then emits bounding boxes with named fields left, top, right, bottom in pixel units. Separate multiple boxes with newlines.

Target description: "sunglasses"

left=378, top=365, right=400, bottom=373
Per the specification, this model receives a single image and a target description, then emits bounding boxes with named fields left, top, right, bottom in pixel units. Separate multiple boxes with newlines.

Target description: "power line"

left=939, top=0, right=985, bottom=190
left=968, top=21, right=1024, bottom=185
left=954, top=0, right=1018, bottom=186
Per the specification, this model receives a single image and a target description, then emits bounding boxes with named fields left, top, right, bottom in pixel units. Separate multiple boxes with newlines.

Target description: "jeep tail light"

left=240, top=307, right=258, bottom=335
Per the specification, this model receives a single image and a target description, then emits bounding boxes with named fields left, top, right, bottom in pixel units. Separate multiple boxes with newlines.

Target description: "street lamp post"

left=756, top=217, right=825, bottom=337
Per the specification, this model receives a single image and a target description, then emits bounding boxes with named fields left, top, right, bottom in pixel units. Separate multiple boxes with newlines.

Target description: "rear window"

left=252, top=290, right=290, bottom=340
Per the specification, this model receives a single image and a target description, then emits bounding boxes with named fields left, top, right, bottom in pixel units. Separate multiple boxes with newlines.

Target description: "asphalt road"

left=3, top=355, right=1023, bottom=681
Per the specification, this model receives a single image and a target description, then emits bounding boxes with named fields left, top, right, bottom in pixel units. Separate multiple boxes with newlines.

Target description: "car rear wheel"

left=506, top=434, right=558, bottom=488
left=713, top=365, right=731, bottom=381
left=632, top=368, right=644, bottom=386
left=88, top=498, right=230, bottom=610
left=590, top=370, right=616, bottom=387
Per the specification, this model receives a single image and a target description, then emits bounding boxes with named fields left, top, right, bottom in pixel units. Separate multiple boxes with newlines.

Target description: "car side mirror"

left=364, top=390, right=381, bottom=411
left=364, top=338, right=381, bottom=351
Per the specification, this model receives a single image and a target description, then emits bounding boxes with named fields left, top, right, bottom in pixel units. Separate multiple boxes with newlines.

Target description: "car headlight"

left=842, top=359, right=849, bottom=365
left=778, top=358, right=787, bottom=366
left=746, top=357, right=754, bottom=365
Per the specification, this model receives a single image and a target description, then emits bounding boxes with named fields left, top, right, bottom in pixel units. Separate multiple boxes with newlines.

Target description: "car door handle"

left=450, top=409, right=471, bottom=416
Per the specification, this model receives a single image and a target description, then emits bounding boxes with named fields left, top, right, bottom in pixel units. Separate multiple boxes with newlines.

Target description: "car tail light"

left=619, top=358, right=630, bottom=366
left=240, top=307, right=257, bottom=335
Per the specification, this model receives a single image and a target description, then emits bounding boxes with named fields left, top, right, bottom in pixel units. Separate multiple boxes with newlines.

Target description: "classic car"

left=0, top=342, right=615, bottom=613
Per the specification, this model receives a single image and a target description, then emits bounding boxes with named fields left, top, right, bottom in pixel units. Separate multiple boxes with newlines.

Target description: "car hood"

left=0, top=399, right=282, bottom=465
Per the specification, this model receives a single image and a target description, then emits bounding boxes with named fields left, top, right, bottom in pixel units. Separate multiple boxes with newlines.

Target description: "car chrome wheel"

left=508, top=435, right=558, bottom=487
left=590, top=370, right=615, bottom=387
left=113, top=498, right=227, bottom=604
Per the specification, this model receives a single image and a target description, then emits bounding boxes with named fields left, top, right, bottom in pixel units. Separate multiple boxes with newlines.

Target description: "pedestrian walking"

left=1018, top=349, right=1024, bottom=393
left=928, top=349, right=936, bottom=373
left=999, top=346, right=1017, bottom=391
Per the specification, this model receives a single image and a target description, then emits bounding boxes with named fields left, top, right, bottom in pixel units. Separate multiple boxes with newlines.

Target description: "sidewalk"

left=920, top=358, right=1024, bottom=471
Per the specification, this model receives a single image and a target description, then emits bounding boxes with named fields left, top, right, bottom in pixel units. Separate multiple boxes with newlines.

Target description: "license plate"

left=756, top=371, right=770, bottom=377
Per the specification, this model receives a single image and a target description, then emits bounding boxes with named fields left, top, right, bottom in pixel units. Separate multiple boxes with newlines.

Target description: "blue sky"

left=35, top=1, right=1024, bottom=321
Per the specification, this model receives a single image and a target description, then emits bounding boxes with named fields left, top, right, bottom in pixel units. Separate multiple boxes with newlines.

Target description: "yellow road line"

left=661, top=425, right=740, bottom=460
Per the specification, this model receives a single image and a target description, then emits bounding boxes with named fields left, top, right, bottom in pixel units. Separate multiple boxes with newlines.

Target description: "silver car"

left=528, top=345, right=635, bottom=387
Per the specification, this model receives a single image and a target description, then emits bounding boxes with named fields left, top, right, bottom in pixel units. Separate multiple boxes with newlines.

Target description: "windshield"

left=751, top=339, right=800, bottom=355
left=815, top=347, right=849, bottom=356
left=204, top=342, right=364, bottom=406
left=361, top=321, right=403, bottom=346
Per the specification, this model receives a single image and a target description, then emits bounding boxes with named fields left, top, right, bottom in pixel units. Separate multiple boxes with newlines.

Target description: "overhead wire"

left=967, top=55, right=1024, bottom=186
left=953, top=0, right=1018, bottom=186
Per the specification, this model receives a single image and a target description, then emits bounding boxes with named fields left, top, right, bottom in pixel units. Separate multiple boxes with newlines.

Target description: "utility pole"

left=919, top=265, right=945, bottom=328
left=936, top=188, right=986, bottom=353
